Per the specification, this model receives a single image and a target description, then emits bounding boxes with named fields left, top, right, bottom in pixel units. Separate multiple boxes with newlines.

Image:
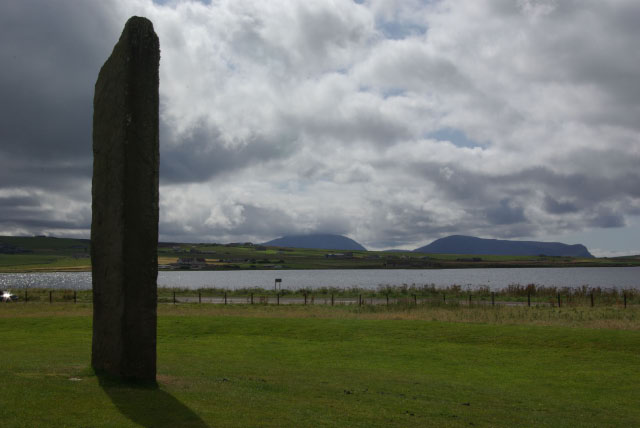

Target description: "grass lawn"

left=1, top=304, right=639, bottom=427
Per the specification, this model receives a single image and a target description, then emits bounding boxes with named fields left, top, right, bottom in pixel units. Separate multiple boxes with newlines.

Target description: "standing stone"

left=91, top=16, right=159, bottom=382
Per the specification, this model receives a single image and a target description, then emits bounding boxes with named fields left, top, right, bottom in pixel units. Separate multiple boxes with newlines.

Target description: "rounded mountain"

left=263, top=234, right=366, bottom=251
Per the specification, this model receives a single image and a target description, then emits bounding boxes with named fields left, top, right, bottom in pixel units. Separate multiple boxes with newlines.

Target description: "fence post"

left=624, top=293, right=627, bottom=309
left=224, top=291, right=227, bottom=305
left=277, top=293, right=279, bottom=305
left=251, top=292, right=254, bottom=305
left=527, top=292, right=531, bottom=307
left=304, top=293, right=307, bottom=305
left=331, top=293, right=334, bottom=306
left=199, top=291, right=201, bottom=304
left=74, top=290, right=77, bottom=304
left=491, top=292, right=495, bottom=306
left=557, top=293, right=561, bottom=308
left=413, top=294, right=417, bottom=306
left=443, top=293, right=446, bottom=303
left=590, top=291, right=594, bottom=307
left=359, top=294, right=362, bottom=307
left=25, top=289, right=27, bottom=303
left=49, top=290, right=52, bottom=304
left=386, top=294, right=389, bottom=306
left=173, top=291, right=176, bottom=304
left=468, top=294, right=472, bottom=305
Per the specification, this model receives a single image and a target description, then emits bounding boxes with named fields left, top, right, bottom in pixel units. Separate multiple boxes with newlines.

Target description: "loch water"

left=1, top=267, right=639, bottom=291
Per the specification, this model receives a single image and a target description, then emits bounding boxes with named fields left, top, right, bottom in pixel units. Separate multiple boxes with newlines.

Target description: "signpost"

left=274, top=278, right=282, bottom=291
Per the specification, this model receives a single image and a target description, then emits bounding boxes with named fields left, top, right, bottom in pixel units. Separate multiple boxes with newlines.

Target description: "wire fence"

left=4, top=285, right=637, bottom=309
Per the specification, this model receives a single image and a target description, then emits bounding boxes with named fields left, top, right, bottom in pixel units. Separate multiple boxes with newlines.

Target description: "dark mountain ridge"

left=414, top=235, right=594, bottom=258
left=264, top=234, right=366, bottom=251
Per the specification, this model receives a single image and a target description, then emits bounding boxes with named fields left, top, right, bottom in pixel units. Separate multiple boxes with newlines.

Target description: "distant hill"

left=414, top=235, right=594, bottom=258
left=264, top=234, right=366, bottom=251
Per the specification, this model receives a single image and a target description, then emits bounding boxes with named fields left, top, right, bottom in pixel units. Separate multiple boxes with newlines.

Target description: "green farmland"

left=1, top=235, right=639, bottom=272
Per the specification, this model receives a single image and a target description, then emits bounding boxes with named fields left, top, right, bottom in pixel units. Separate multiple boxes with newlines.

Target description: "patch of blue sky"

left=381, top=88, right=407, bottom=99
left=153, top=0, right=211, bottom=5
left=427, top=128, right=486, bottom=149
left=376, top=20, right=427, bottom=40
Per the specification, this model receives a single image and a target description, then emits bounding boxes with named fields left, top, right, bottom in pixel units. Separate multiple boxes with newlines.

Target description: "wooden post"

left=624, top=293, right=627, bottom=309
left=224, top=291, right=227, bottom=305
left=590, top=291, right=594, bottom=307
left=74, top=290, right=77, bottom=304
left=527, top=292, right=531, bottom=307
left=386, top=294, right=389, bottom=306
left=198, top=291, right=201, bottom=304
left=331, top=293, right=334, bottom=306
left=25, top=288, right=27, bottom=303
left=413, top=294, right=417, bottom=306
left=557, top=293, right=561, bottom=308
left=277, top=293, right=279, bottom=305
left=359, top=294, right=362, bottom=306
left=304, top=293, right=307, bottom=305
left=49, top=290, right=52, bottom=304
left=468, top=294, right=472, bottom=305
left=443, top=293, right=446, bottom=303
left=491, top=292, right=495, bottom=306
left=251, top=293, right=254, bottom=305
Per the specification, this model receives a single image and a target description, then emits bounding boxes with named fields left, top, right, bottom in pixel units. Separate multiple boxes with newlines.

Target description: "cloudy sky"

left=1, top=0, right=639, bottom=255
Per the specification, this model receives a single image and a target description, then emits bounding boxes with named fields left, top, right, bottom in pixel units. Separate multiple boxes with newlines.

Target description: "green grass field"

left=1, top=303, right=639, bottom=427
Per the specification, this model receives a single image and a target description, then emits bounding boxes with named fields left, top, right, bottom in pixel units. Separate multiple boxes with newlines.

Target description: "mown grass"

left=1, top=303, right=639, bottom=427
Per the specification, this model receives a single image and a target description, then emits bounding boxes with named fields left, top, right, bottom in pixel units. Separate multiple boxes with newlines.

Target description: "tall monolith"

left=91, top=16, right=159, bottom=382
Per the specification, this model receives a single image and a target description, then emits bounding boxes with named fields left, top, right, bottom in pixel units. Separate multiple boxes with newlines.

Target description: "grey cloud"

left=225, top=1, right=371, bottom=75
left=392, top=160, right=637, bottom=243
left=485, top=199, right=526, bottom=225
left=294, top=3, right=370, bottom=57
left=413, top=162, right=640, bottom=212
left=588, top=208, right=625, bottom=228
left=360, top=202, right=462, bottom=249
left=0, top=217, right=88, bottom=231
left=511, top=1, right=640, bottom=128
left=0, top=156, right=91, bottom=190
left=159, top=203, right=311, bottom=243
left=0, top=196, right=41, bottom=208
left=0, top=1, right=119, bottom=163
left=543, top=195, right=579, bottom=214
left=300, top=107, right=411, bottom=147
left=0, top=197, right=90, bottom=233
left=517, top=167, right=640, bottom=204
left=159, top=121, right=295, bottom=184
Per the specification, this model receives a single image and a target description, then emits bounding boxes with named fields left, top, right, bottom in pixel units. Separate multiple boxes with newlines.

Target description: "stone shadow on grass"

left=98, top=375, right=209, bottom=428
